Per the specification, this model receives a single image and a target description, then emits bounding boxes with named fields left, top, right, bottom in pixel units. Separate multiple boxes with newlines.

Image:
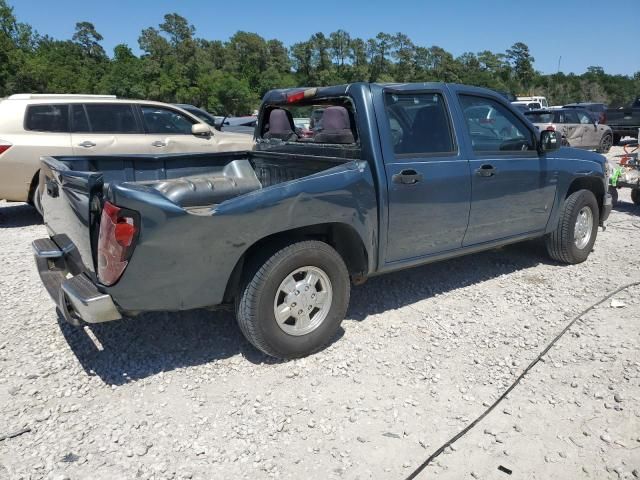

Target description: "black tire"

left=632, top=188, right=640, bottom=206
left=236, top=240, right=350, bottom=359
left=613, top=133, right=621, bottom=146
left=545, top=189, right=599, bottom=264
left=609, top=186, right=619, bottom=207
left=597, top=133, right=612, bottom=153
left=32, top=187, right=43, bottom=216
left=27, top=171, right=43, bottom=216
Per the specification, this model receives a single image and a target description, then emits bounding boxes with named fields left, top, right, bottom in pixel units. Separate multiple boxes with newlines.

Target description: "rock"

left=609, top=299, right=626, bottom=308
left=134, top=444, right=149, bottom=456
left=600, top=433, right=612, bottom=444
left=613, top=393, right=623, bottom=403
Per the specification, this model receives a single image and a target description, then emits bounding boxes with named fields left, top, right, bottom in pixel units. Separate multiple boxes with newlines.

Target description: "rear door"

left=575, top=109, right=600, bottom=148
left=139, top=105, right=216, bottom=153
left=457, top=93, right=556, bottom=245
left=559, top=110, right=585, bottom=147
left=71, top=103, right=151, bottom=154
left=380, top=90, right=471, bottom=262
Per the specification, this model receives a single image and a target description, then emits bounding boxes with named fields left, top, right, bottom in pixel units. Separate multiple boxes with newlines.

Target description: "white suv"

left=0, top=94, right=253, bottom=212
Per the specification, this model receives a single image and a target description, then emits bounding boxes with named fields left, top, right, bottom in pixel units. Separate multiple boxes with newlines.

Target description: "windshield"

left=182, top=106, right=217, bottom=127
left=524, top=112, right=554, bottom=123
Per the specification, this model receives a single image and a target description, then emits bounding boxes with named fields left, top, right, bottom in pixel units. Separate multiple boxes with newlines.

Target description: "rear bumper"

left=33, top=238, right=121, bottom=325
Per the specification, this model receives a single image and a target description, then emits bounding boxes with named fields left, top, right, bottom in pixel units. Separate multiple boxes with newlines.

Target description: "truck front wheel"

left=545, top=189, right=599, bottom=264
left=236, top=240, right=350, bottom=359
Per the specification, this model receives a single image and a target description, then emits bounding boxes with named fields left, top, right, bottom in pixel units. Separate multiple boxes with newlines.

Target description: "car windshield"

left=183, top=107, right=217, bottom=127
left=525, top=112, right=554, bottom=123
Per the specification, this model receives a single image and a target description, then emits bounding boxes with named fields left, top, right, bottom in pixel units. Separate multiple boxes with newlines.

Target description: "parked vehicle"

left=564, top=102, right=607, bottom=125
left=516, top=95, right=549, bottom=108
left=512, top=100, right=542, bottom=111
left=0, top=94, right=253, bottom=213
left=524, top=108, right=613, bottom=153
left=606, top=97, right=640, bottom=144
left=34, top=82, right=611, bottom=359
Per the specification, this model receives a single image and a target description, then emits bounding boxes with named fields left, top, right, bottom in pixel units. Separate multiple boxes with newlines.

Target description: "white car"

left=0, top=94, right=253, bottom=212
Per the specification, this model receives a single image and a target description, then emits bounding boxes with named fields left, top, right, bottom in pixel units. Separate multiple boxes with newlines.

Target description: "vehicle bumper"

left=33, top=238, right=121, bottom=326
left=601, top=193, right=613, bottom=224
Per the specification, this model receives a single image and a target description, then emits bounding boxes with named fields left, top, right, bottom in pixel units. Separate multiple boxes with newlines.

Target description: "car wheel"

left=632, top=188, right=640, bottom=206
left=597, top=134, right=613, bottom=153
left=236, top=240, right=350, bottom=359
left=545, top=189, right=599, bottom=264
left=608, top=186, right=619, bottom=207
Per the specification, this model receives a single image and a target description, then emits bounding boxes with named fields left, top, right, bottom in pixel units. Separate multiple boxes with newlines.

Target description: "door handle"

left=78, top=141, right=96, bottom=148
left=392, top=169, right=423, bottom=185
left=151, top=141, right=166, bottom=147
left=475, top=164, right=496, bottom=177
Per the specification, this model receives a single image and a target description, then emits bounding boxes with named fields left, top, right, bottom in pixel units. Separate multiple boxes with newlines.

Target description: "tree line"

left=1, top=2, right=638, bottom=115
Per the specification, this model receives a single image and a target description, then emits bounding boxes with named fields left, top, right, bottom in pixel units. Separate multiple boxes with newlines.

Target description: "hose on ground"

left=405, top=280, right=640, bottom=480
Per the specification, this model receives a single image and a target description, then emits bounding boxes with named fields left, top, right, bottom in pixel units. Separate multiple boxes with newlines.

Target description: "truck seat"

left=314, top=106, right=355, bottom=144
left=263, top=109, right=298, bottom=141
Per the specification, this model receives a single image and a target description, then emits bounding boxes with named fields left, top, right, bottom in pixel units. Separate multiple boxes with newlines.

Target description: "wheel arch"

left=27, top=169, right=40, bottom=204
left=223, top=223, right=369, bottom=303
left=565, top=176, right=605, bottom=218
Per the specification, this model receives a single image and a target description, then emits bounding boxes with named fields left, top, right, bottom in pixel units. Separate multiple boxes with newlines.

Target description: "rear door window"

left=84, top=104, right=141, bottom=133
left=561, top=111, right=579, bottom=124
left=141, top=106, right=195, bottom=134
left=576, top=110, right=593, bottom=124
left=71, top=104, right=91, bottom=132
left=25, top=104, right=69, bottom=132
left=383, top=92, right=456, bottom=156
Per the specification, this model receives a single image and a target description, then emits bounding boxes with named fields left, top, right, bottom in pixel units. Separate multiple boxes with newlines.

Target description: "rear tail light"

left=97, top=201, right=139, bottom=286
left=0, top=141, right=12, bottom=155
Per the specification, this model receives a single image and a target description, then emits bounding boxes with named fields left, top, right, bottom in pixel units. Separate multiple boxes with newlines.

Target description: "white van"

left=0, top=94, right=253, bottom=212
left=515, top=96, right=549, bottom=109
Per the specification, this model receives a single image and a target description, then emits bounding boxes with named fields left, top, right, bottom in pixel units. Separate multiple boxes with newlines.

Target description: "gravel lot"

left=1, top=146, right=639, bottom=480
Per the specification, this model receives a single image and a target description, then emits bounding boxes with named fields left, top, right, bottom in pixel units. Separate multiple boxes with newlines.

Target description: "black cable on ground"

left=405, top=280, right=640, bottom=480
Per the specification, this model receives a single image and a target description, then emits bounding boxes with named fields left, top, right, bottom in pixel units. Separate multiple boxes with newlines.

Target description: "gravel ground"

left=0, top=145, right=639, bottom=480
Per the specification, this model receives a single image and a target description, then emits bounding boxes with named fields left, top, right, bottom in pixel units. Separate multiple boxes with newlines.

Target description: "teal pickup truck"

left=34, top=82, right=612, bottom=359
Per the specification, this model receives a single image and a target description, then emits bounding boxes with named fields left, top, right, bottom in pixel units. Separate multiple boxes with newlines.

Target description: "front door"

left=458, top=94, right=557, bottom=245
left=139, top=105, right=216, bottom=154
left=381, top=91, right=471, bottom=263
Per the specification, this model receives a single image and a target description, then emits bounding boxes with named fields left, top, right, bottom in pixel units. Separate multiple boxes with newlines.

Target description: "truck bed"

left=40, top=150, right=353, bottom=274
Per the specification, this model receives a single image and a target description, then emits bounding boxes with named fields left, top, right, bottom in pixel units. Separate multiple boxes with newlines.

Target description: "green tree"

left=506, top=42, right=535, bottom=90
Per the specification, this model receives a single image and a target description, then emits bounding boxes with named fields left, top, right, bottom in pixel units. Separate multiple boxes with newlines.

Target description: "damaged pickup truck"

left=34, top=82, right=612, bottom=359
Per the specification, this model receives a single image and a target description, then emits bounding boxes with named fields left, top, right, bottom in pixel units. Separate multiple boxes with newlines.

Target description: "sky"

left=10, top=0, right=640, bottom=76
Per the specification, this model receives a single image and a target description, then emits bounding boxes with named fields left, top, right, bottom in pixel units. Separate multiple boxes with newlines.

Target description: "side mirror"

left=539, top=130, right=560, bottom=153
left=192, top=123, right=212, bottom=136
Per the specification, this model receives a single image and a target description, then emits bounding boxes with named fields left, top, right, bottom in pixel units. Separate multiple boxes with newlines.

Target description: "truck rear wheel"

left=236, top=240, right=350, bottom=359
left=545, top=189, right=599, bottom=264
left=632, top=188, right=640, bottom=206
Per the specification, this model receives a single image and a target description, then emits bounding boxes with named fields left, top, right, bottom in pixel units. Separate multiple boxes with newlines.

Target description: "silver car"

left=524, top=108, right=613, bottom=153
